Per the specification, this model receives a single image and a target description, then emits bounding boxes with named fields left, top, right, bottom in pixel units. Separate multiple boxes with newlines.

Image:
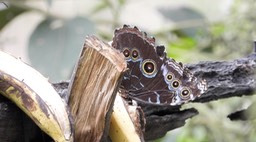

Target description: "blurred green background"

left=0, top=0, right=256, bottom=142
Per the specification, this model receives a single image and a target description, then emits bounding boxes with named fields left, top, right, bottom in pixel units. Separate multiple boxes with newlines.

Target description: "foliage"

left=197, top=0, right=256, bottom=60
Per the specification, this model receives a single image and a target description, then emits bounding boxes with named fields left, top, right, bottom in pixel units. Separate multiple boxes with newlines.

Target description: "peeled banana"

left=109, top=94, right=143, bottom=142
left=0, top=51, right=73, bottom=142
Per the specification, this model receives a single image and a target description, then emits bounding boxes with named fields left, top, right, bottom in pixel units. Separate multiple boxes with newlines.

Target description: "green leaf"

left=28, top=17, right=95, bottom=82
left=167, top=37, right=197, bottom=60
left=165, top=37, right=210, bottom=63
left=170, top=37, right=197, bottom=50
left=118, top=0, right=126, bottom=5
left=0, top=5, right=26, bottom=30
left=210, top=23, right=225, bottom=37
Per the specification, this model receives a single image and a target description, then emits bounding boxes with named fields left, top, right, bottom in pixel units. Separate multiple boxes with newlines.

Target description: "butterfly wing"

left=112, top=25, right=207, bottom=105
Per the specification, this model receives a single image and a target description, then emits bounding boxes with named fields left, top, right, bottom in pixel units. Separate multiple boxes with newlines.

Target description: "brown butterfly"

left=112, top=25, right=207, bottom=105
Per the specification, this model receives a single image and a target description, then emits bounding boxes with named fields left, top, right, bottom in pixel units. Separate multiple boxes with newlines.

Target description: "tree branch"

left=190, top=53, right=256, bottom=103
left=54, top=52, right=256, bottom=141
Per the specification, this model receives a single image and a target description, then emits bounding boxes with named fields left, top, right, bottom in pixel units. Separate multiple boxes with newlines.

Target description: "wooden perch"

left=68, top=36, right=126, bottom=142
left=53, top=52, right=256, bottom=141
left=189, top=53, right=256, bottom=103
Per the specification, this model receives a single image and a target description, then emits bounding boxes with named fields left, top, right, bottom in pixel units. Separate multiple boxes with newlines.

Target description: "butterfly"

left=112, top=25, right=207, bottom=105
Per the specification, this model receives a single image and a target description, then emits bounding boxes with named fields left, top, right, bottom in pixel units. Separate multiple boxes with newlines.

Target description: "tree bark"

left=190, top=53, right=256, bottom=103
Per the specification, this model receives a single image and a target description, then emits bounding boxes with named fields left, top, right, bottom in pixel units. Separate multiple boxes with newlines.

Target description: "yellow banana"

left=0, top=51, right=73, bottom=142
left=109, top=94, right=143, bottom=142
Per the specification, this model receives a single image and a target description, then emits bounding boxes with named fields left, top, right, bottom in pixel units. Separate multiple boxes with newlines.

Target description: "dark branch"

left=51, top=53, right=256, bottom=141
left=144, top=108, right=198, bottom=140
left=227, top=102, right=256, bottom=121
left=190, top=53, right=256, bottom=103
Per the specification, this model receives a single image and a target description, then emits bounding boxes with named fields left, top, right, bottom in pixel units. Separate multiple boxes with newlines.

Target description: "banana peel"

left=0, top=51, right=73, bottom=142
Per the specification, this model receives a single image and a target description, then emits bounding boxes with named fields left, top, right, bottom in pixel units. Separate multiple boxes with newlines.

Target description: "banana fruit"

left=0, top=51, right=73, bottom=142
left=109, top=94, right=144, bottom=142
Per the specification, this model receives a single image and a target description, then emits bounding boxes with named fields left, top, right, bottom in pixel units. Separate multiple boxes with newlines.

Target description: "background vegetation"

left=0, top=0, right=256, bottom=142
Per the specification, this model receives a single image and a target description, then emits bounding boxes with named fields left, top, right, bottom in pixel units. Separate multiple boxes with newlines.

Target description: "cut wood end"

left=84, top=35, right=127, bottom=72
left=69, top=35, right=127, bottom=141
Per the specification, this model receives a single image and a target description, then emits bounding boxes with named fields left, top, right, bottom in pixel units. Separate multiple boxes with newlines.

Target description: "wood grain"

left=68, top=36, right=126, bottom=142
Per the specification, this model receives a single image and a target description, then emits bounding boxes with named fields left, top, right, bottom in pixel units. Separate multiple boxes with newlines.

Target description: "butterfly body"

left=112, top=25, right=207, bottom=105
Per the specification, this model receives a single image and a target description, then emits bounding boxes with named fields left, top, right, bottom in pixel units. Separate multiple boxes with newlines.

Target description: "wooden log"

left=68, top=36, right=126, bottom=142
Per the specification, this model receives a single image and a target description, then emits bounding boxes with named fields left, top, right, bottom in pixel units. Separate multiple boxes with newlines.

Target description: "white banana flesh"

left=0, top=51, right=73, bottom=142
left=109, top=94, right=142, bottom=142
